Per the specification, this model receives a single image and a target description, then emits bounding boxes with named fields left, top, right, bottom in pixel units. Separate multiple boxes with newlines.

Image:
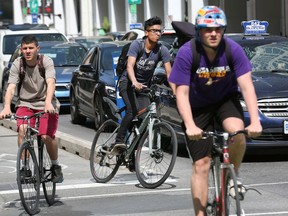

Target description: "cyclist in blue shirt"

left=169, top=6, right=262, bottom=216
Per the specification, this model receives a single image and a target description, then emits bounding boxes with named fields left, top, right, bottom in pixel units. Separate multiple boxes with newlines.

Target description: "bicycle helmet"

left=195, top=6, right=227, bottom=30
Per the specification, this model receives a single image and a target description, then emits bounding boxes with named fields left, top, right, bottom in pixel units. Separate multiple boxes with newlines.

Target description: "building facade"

left=9, top=0, right=288, bottom=37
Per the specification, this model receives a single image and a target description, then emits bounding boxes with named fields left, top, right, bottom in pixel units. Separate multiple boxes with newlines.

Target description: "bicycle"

left=8, top=111, right=56, bottom=215
left=90, top=85, right=178, bottom=189
left=204, top=130, right=248, bottom=216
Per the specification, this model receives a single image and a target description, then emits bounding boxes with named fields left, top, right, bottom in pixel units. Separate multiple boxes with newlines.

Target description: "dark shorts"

left=183, top=95, right=244, bottom=162
left=16, top=107, right=58, bottom=139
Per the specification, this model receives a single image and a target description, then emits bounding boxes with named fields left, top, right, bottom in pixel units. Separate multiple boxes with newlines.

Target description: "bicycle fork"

left=148, top=117, right=159, bottom=155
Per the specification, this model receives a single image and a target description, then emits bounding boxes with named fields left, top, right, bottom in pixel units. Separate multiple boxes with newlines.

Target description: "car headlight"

left=105, top=86, right=116, bottom=98
left=240, top=100, right=248, bottom=112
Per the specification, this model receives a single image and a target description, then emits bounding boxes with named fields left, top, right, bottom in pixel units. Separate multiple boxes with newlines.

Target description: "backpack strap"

left=18, top=54, right=46, bottom=95
left=191, top=38, right=233, bottom=73
left=191, top=38, right=201, bottom=73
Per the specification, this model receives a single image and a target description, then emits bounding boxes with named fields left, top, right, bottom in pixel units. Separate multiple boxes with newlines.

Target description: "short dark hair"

left=21, top=35, right=39, bottom=47
left=144, top=16, right=162, bottom=30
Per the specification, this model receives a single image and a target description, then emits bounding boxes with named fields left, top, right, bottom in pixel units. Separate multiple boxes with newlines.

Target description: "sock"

left=51, top=159, right=59, bottom=166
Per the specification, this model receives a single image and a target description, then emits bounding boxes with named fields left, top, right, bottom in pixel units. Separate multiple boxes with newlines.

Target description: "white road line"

left=0, top=178, right=178, bottom=195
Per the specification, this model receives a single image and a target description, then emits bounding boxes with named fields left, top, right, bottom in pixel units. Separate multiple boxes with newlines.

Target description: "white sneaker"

left=228, top=178, right=246, bottom=200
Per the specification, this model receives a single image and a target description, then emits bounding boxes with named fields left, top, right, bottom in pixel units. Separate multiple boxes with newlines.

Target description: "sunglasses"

left=146, top=29, right=163, bottom=34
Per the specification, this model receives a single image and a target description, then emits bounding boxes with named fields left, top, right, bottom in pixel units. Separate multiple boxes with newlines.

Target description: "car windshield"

left=99, top=47, right=122, bottom=85
left=3, top=33, right=67, bottom=55
left=243, top=42, right=288, bottom=72
left=41, top=45, right=87, bottom=66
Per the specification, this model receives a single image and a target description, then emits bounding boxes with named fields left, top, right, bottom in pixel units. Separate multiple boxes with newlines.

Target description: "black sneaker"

left=51, top=165, right=64, bottom=183
left=19, top=167, right=32, bottom=183
left=128, top=152, right=135, bottom=172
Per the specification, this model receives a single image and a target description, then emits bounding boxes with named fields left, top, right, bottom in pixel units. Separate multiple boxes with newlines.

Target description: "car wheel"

left=94, top=96, right=105, bottom=130
left=70, top=91, right=86, bottom=125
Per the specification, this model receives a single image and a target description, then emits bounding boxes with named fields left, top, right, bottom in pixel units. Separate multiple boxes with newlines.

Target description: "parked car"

left=70, top=41, right=129, bottom=129
left=69, top=36, right=114, bottom=49
left=106, top=31, right=126, bottom=41
left=120, top=28, right=145, bottom=41
left=2, top=41, right=87, bottom=109
left=154, top=26, right=288, bottom=154
left=0, top=23, right=68, bottom=102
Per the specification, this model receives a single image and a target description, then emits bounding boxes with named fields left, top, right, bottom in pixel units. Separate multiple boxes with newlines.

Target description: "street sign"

left=31, top=13, right=38, bottom=24
left=30, top=0, right=39, bottom=14
left=128, top=0, right=141, bottom=4
left=129, top=23, right=143, bottom=29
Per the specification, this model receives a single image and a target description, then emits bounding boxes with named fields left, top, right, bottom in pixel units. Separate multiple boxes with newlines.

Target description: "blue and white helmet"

left=195, top=6, right=227, bottom=29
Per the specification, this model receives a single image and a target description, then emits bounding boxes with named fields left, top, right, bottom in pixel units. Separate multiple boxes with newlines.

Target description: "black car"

left=70, top=41, right=129, bottom=129
left=1, top=41, right=87, bottom=108
left=154, top=32, right=288, bottom=154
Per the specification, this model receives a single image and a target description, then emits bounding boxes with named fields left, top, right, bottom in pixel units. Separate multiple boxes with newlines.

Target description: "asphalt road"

left=1, top=111, right=288, bottom=215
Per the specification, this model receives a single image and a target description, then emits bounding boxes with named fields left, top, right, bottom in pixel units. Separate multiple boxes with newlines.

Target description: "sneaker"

left=228, top=178, right=246, bottom=200
left=51, top=165, right=64, bottom=183
left=110, top=143, right=126, bottom=155
left=19, top=167, right=32, bottom=183
left=128, top=152, right=135, bottom=172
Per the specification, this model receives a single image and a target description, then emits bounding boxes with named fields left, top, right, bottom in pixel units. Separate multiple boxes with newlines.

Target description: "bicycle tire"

left=40, top=139, right=56, bottom=205
left=16, top=142, right=40, bottom=215
left=206, top=157, right=221, bottom=216
left=90, top=119, right=120, bottom=183
left=135, top=121, right=177, bottom=189
left=223, top=165, right=242, bottom=216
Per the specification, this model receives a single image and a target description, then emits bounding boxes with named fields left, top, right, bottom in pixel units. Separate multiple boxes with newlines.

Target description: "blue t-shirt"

left=169, top=37, right=252, bottom=108
left=121, top=39, right=170, bottom=86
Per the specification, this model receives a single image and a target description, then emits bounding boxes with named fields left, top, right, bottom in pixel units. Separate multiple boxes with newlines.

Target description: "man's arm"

left=127, top=56, right=145, bottom=90
left=163, top=61, right=176, bottom=95
left=237, top=72, right=262, bottom=137
left=0, top=83, right=16, bottom=118
left=45, top=78, right=56, bottom=113
left=176, top=85, right=203, bottom=140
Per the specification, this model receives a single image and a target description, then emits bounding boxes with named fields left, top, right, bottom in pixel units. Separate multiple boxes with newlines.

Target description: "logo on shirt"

left=196, top=66, right=230, bottom=85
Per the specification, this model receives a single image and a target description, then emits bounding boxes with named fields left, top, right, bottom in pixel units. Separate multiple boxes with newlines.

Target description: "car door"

left=76, top=47, right=99, bottom=116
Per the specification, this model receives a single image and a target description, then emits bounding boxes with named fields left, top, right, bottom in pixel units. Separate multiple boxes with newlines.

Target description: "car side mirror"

left=79, top=64, right=95, bottom=73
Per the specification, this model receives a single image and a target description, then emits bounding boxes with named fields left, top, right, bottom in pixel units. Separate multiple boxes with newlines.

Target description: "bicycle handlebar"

left=202, top=130, right=248, bottom=139
left=5, top=111, right=45, bottom=121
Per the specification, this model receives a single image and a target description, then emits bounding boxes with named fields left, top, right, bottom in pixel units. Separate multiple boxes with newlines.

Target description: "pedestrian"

left=168, top=6, right=262, bottom=216
left=0, top=35, right=63, bottom=183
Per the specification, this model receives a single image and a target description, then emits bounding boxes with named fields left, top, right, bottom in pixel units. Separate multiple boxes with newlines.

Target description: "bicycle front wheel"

left=207, top=157, right=221, bottom=216
left=135, top=121, right=177, bottom=189
left=40, top=139, right=56, bottom=205
left=223, top=165, right=242, bottom=216
left=90, top=119, right=120, bottom=183
left=16, top=141, right=40, bottom=215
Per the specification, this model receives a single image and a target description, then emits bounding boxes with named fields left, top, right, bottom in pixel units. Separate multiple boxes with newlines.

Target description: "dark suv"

left=70, top=41, right=129, bottom=129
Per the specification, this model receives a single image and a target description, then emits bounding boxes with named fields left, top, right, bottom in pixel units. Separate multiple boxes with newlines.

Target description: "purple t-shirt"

left=169, top=37, right=252, bottom=108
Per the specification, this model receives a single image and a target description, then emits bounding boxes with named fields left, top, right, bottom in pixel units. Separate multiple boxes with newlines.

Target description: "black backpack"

left=190, top=38, right=232, bottom=73
left=116, top=40, right=145, bottom=78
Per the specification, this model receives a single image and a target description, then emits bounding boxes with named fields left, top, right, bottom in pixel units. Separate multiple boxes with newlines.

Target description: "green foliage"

left=102, top=16, right=111, bottom=33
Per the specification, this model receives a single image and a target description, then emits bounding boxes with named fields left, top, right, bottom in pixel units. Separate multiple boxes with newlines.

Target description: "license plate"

left=284, top=120, right=288, bottom=134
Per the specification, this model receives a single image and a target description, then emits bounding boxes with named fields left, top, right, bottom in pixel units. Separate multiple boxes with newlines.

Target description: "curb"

left=0, top=119, right=91, bottom=160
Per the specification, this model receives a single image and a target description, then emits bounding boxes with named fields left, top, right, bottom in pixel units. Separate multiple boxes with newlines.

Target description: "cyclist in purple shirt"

left=169, top=6, right=262, bottom=216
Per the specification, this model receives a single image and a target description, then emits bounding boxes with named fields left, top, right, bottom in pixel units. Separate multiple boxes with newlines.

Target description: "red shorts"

left=16, top=107, right=58, bottom=139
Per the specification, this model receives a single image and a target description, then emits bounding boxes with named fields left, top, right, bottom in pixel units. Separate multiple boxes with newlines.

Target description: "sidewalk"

left=0, top=119, right=92, bottom=160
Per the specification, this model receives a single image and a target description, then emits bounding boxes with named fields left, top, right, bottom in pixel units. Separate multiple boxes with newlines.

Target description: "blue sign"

left=129, top=23, right=143, bottom=29
left=241, top=20, right=269, bottom=35
left=31, top=14, right=38, bottom=24
left=112, top=51, right=125, bottom=121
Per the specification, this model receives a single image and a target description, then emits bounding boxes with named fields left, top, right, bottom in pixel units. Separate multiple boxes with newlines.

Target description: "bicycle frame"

left=205, top=131, right=244, bottom=216
left=124, top=101, right=159, bottom=159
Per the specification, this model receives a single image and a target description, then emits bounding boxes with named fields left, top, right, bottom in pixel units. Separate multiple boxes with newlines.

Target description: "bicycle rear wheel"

left=90, top=119, right=120, bottom=183
left=135, top=121, right=177, bottom=189
left=16, top=141, right=40, bottom=215
left=40, top=138, right=56, bottom=205
left=223, top=165, right=242, bottom=216
left=207, top=157, right=221, bottom=216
